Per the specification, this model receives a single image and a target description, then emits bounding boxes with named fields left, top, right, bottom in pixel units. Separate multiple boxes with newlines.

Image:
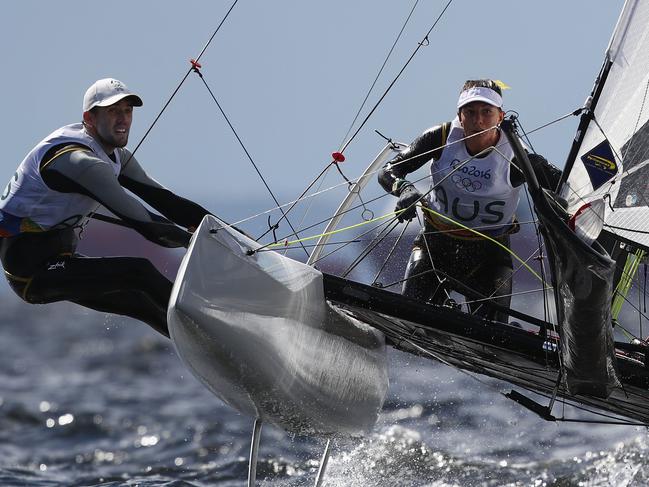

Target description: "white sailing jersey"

left=0, top=123, right=121, bottom=232
left=427, top=118, right=520, bottom=234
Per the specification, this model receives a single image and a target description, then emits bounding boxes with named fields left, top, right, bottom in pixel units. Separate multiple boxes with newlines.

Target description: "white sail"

left=561, top=0, right=649, bottom=249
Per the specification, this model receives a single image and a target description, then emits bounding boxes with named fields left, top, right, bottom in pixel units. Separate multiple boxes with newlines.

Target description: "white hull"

left=168, top=215, right=388, bottom=436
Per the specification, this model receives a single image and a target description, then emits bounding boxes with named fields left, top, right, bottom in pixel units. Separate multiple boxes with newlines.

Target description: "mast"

left=558, top=0, right=638, bottom=194
left=557, top=58, right=613, bottom=192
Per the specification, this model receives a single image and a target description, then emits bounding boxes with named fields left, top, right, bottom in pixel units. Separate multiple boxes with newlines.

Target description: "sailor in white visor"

left=378, top=79, right=561, bottom=324
left=0, top=78, right=223, bottom=338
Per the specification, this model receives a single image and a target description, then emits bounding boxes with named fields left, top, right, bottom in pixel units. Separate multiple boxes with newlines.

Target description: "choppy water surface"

left=1, top=294, right=647, bottom=486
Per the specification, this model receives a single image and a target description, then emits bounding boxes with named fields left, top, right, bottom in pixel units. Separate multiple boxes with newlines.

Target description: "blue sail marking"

left=580, top=139, right=618, bottom=190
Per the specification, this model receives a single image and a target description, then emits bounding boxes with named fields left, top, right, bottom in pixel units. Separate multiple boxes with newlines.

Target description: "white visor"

left=457, top=86, right=503, bottom=109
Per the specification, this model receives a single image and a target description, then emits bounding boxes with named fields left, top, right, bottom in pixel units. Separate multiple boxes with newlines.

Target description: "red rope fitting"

left=190, top=58, right=202, bottom=70
left=332, top=151, right=345, bottom=163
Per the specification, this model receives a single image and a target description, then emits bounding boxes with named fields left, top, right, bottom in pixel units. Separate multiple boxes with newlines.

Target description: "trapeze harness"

left=0, top=123, right=210, bottom=337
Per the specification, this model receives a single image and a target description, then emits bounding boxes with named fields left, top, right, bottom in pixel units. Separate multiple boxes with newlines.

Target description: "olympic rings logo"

left=451, top=174, right=482, bottom=192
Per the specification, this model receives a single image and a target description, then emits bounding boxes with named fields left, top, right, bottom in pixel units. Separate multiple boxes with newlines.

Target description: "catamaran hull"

left=168, top=215, right=388, bottom=437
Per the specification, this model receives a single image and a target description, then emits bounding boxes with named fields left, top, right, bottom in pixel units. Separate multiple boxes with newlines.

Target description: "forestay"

left=561, top=0, right=649, bottom=250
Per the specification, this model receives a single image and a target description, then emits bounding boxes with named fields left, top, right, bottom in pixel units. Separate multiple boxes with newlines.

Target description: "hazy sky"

left=1, top=1, right=624, bottom=209
left=0, top=0, right=627, bottom=294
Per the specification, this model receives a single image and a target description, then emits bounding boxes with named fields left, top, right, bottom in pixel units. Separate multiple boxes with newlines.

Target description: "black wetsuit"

left=0, top=143, right=210, bottom=337
left=378, top=122, right=561, bottom=322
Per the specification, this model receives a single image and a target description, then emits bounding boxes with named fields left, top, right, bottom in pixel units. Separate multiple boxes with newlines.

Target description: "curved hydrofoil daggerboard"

left=167, top=214, right=388, bottom=436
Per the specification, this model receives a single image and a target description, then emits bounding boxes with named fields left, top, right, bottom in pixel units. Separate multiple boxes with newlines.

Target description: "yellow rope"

left=611, top=249, right=646, bottom=341
left=612, top=249, right=645, bottom=320
left=419, top=206, right=543, bottom=282
left=268, top=204, right=543, bottom=283
left=266, top=211, right=397, bottom=248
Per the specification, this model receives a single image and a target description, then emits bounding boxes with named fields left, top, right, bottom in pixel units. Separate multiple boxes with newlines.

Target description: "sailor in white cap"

left=378, top=79, right=561, bottom=323
left=0, top=78, right=217, bottom=337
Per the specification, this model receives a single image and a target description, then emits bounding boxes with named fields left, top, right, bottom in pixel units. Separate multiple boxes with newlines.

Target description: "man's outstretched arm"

left=41, top=145, right=191, bottom=247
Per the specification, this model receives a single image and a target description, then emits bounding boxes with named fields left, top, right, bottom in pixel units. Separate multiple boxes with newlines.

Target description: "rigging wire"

left=253, top=148, right=544, bottom=288
left=560, top=110, right=649, bottom=337
left=342, top=219, right=402, bottom=278
left=519, top=108, right=584, bottom=137
left=516, top=145, right=558, bottom=334
left=460, top=287, right=554, bottom=305
left=252, top=240, right=361, bottom=252
left=337, top=0, right=455, bottom=155
left=387, top=325, right=648, bottom=426
left=250, top=0, right=452, bottom=248
left=290, top=169, right=332, bottom=256
left=189, top=64, right=310, bottom=258
left=256, top=163, right=337, bottom=242
left=461, top=248, right=550, bottom=306
left=309, top=212, right=400, bottom=267
left=247, top=128, right=550, bottom=294
left=124, top=0, right=241, bottom=167
left=338, top=0, right=421, bottom=148
left=371, top=220, right=412, bottom=286
left=264, top=209, right=397, bottom=251
left=231, top=111, right=578, bottom=234
left=418, top=206, right=542, bottom=282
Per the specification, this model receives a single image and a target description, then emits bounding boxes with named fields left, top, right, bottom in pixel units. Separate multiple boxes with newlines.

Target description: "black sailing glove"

left=526, top=152, right=562, bottom=190
left=139, top=221, right=192, bottom=248
left=395, top=184, right=423, bottom=223
left=158, top=227, right=192, bottom=248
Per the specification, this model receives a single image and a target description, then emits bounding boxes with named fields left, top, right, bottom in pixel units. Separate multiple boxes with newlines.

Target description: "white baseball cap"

left=83, top=78, right=143, bottom=112
left=457, top=86, right=503, bottom=109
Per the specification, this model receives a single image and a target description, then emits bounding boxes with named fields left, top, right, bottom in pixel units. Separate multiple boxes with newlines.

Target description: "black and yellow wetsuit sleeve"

left=378, top=122, right=451, bottom=195
left=40, top=144, right=191, bottom=248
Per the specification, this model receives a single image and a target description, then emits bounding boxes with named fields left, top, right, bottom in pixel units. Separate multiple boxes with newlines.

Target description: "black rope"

left=372, top=219, right=411, bottom=286
left=256, top=162, right=335, bottom=242
left=519, top=108, right=582, bottom=138
left=390, top=323, right=649, bottom=426
left=338, top=0, right=421, bottom=148
left=522, top=178, right=554, bottom=335
left=190, top=64, right=310, bottom=258
left=605, top=223, right=649, bottom=235
left=252, top=240, right=361, bottom=252
left=251, top=177, right=400, bottom=255
left=342, top=219, right=401, bottom=277
left=228, top=0, right=435, bottom=252
left=641, top=264, right=645, bottom=339
left=308, top=211, right=400, bottom=266
left=124, top=0, right=241, bottom=169
left=613, top=274, right=649, bottom=332
left=337, top=0, right=455, bottom=155
left=507, top=111, right=536, bottom=154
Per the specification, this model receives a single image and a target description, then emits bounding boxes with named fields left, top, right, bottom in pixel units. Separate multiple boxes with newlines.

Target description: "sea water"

left=0, top=294, right=647, bottom=487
